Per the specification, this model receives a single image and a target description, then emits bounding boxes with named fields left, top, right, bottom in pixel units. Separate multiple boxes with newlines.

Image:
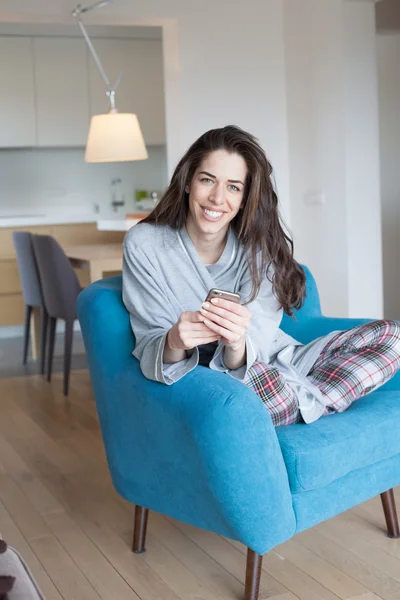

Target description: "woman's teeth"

left=203, top=208, right=223, bottom=220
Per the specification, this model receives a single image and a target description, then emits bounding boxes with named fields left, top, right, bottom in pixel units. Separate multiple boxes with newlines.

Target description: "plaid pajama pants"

left=245, top=319, right=400, bottom=427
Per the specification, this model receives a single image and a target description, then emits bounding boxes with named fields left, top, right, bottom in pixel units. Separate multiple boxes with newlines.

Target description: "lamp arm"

left=77, top=19, right=111, bottom=91
left=72, top=0, right=117, bottom=16
left=73, top=0, right=121, bottom=110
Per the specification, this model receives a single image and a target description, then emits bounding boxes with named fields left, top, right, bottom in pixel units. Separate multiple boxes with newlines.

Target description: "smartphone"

left=205, top=288, right=241, bottom=304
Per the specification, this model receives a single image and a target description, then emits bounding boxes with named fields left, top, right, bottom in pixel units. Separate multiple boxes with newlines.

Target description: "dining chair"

left=32, top=234, right=82, bottom=396
left=12, top=231, right=48, bottom=373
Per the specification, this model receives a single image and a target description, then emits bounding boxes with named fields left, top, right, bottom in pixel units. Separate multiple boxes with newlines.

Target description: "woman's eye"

left=200, top=177, right=213, bottom=184
left=228, top=184, right=240, bottom=192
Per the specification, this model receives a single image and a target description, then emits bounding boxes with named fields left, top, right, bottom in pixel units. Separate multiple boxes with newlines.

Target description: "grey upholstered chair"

left=12, top=231, right=48, bottom=373
left=32, top=235, right=82, bottom=396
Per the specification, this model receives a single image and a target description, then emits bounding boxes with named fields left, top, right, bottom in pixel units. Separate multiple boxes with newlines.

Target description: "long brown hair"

left=143, top=125, right=305, bottom=315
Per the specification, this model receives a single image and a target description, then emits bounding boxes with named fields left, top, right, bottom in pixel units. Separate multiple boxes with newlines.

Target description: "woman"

left=122, top=125, right=400, bottom=427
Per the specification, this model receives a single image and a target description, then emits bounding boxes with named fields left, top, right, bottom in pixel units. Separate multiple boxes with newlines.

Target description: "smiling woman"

left=122, top=125, right=400, bottom=430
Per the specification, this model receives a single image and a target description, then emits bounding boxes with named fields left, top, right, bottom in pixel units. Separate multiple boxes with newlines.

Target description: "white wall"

left=377, top=33, right=400, bottom=319
left=344, top=2, right=383, bottom=318
left=0, top=146, right=167, bottom=219
left=284, top=0, right=349, bottom=316
left=0, top=0, right=384, bottom=318
left=284, top=0, right=382, bottom=317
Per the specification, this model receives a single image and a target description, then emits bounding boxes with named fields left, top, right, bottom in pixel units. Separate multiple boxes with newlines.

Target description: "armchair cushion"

left=276, top=389, right=400, bottom=493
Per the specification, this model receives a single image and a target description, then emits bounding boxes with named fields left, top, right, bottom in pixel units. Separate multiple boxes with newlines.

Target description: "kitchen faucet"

left=111, top=178, right=125, bottom=212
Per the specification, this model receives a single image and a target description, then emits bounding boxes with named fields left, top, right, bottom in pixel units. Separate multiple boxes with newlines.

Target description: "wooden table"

left=65, top=243, right=123, bottom=283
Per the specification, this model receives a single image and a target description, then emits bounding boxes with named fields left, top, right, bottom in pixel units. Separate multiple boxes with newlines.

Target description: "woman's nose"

left=209, top=184, right=224, bottom=204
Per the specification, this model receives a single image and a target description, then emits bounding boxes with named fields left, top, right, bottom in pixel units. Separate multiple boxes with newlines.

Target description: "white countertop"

left=0, top=212, right=148, bottom=230
left=0, top=214, right=99, bottom=228
left=0, top=213, right=148, bottom=231
left=96, top=218, right=143, bottom=231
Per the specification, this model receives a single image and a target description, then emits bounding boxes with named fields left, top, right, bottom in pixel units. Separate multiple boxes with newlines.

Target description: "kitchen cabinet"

left=0, top=32, right=165, bottom=149
left=33, top=37, right=90, bottom=146
left=0, top=37, right=36, bottom=147
left=88, top=38, right=166, bottom=145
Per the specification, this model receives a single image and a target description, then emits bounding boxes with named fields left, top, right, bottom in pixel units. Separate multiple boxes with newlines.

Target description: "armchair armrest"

left=93, top=359, right=296, bottom=555
left=283, top=315, right=371, bottom=345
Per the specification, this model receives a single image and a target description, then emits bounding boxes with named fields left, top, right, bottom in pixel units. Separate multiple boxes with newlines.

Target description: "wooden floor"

left=0, top=371, right=399, bottom=600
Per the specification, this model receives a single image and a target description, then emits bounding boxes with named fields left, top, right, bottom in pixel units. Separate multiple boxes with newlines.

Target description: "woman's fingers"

left=192, top=329, right=220, bottom=337
left=188, top=322, right=211, bottom=331
left=182, top=311, right=205, bottom=323
left=201, top=305, right=241, bottom=326
left=202, top=317, right=245, bottom=344
left=209, top=297, right=250, bottom=318
left=192, top=335, right=221, bottom=344
left=200, top=309, right=242, bottom=333
left=175, top=308, right=247, bottom=350
left=175, top=312, right=221, bottom=349
left=200, top=299, right=251, bottom=327
left=200, top=306, right=249, bottom=334
left=180, top=321, right=215, bottom=332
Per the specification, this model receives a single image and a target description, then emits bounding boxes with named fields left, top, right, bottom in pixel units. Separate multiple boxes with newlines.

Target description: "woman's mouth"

left=201, top=207, right=225, bottom=221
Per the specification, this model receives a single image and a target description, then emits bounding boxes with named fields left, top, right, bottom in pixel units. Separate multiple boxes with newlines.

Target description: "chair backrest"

left=12, top=231, right=43, bottom=307
left=31, top=234, right=81, bottom=320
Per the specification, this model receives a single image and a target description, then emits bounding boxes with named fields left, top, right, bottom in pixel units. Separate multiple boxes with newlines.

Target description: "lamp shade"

left=85, top=111, right=148, bottom=163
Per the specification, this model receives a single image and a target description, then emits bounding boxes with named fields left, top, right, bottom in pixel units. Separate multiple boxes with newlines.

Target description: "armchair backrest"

left=77, top=275, right=136, bottom=392
left=280, top=265, right=322, bottom=336
left=77, top=276, right=141, bottom=467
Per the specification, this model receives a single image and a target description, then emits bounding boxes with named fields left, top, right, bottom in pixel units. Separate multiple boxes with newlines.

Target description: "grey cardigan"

left=122, top=223, right=338, bottom=423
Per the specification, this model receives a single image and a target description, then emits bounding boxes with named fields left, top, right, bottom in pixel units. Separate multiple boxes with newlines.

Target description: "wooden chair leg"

left=23, top=305, right=32, bottom=365
left=39, top=307, right=48, bottom=375
left=47, top=317, right=57, bottom=382
left=244, top=548, right=263, bottom=600
left=132, top=506, right=149, bottom=553
left=63, top=319, right=74, bottom=396
left=380, top=488, right=400, bottom=538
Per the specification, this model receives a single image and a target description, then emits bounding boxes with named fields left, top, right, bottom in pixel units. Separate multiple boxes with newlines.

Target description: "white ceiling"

left=0, top=0, right=397, bottom=34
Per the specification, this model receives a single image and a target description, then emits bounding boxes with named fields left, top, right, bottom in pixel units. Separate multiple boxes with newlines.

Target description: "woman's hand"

left=164, top=311, right=221, bottom=364
left=199, top=298, right=251, bottom=349
left=167, top=311, right=221, bottom=352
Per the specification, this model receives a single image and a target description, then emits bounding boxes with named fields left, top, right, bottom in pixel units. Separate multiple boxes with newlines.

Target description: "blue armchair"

left=77, top=266, right=400, bottom=600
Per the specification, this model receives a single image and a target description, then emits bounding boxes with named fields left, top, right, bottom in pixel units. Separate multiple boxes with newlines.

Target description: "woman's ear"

left=185, top=185, right=190, bottom=194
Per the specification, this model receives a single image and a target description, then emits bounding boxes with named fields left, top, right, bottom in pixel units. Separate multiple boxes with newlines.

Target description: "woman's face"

left=185, top=149, right=247, bottom=242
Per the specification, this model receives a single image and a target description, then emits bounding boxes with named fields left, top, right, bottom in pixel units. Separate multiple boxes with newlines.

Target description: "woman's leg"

left=245, top=362, right=302, bottom=427
left=308, top=320, right=400, bottom=414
